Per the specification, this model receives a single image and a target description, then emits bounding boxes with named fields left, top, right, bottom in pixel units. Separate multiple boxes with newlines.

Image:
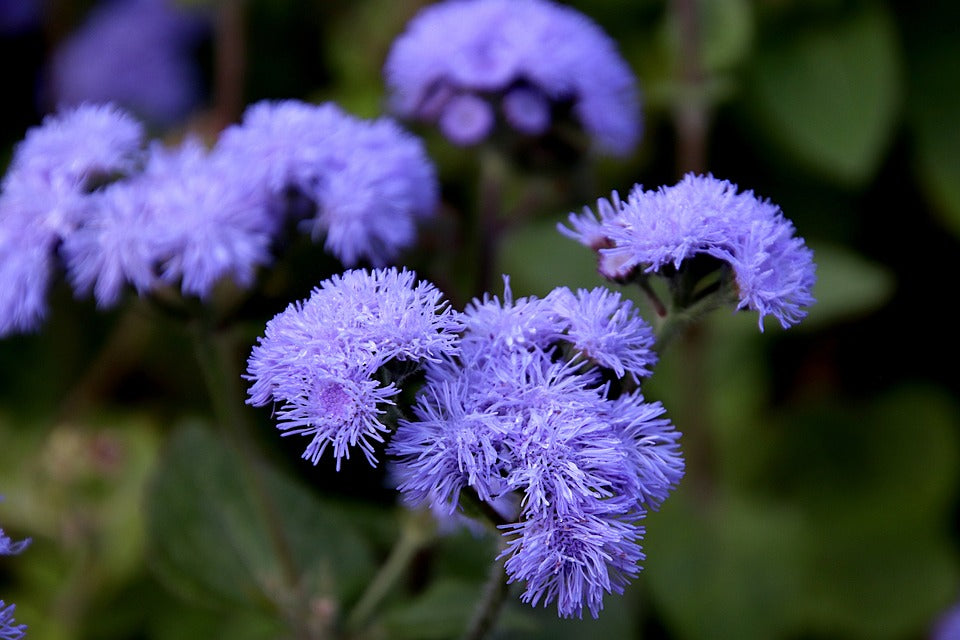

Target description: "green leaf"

left=800, top=242, right=895, bottom=329
left=745, top=4, right=901, bottom=185
left=905, top=2, right=960, bottom=238
left=145, top=422, right=375, bottom=617
left=645, top=491, right=806, bottom=640
left=380, top=579, right=485, bottom=640
left=499, top=218, right=609, bottom=297
left=765, top=386, right=960, bottom=637
left=700, top=0, right=754, bottom=73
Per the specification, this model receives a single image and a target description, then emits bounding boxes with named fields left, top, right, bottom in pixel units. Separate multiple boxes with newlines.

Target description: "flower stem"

left=344, top=509, right=436, bottom=634
left=460, top=553, right=509, bottom=640
left=476, top=147, right=507, bottom=296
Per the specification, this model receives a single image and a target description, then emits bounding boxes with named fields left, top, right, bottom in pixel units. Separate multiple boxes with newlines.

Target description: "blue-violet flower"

left=390, top=280, right=682, bottom=617
left=214, top=100, right=438, bottom=266
left=0, top=601, right=26, bottom=640
left=384, top=0, right=641, bottom=155
left=561, top=173, right=817, bottom=329
left=246, top=267, right=462, bottom=468
left=0, top=104, right=144, bottom=333
left=47, top=0, right=206, bottom=125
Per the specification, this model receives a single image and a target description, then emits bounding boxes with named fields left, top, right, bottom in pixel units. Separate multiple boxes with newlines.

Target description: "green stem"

left=344, top=509, right=436, bottom=634
left=476, top=147, right=508, bottom=296
left=637, top=276, right=668, bottom=319
left=460, top=552, right=509, bottom=640
left=654, top=284, right=732, bottom=350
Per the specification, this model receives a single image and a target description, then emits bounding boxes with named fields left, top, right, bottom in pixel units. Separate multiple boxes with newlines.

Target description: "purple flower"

left=561, top=173, right=817, bottom=329
left=0, top=0, right=40, bottom=34
left=384, top=0, right=641, bottom=155
left=390, top=280, right=682, bottom=617
left=933, top=598, right=960, bottom=640
left=3, top=103, right=145, bottom=221
left=61, top=138, right=275, bottom=305
left=0, top=601, right=26, bottom=640
left=550, top=287, right=657, bottom=382
left=246, top=268, right=462, bottom=469
left=0, top=501, right=29, bottom=640
left=0, top=527, right=30, bottom=556
left=47, top=0, right=206, bottom=125
left=0, top=219, right=56, bottom=336
left=500, top=506, right=644, bottom=618
left=214, top=100, right=438, bottom=266
left=0, top=104, right=144, bottom=333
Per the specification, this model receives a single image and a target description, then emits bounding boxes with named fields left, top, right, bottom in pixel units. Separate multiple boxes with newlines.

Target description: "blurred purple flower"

left=246, top=267, right=462, bottom=469
left=385, top=0, right=641, bottom=155
left=0, top=0, right=40, bottom=35
left=0, top=103, right=144, bottom=334
left=61, top=138, right=275, bottom=305
left=47, top=0, right=206, bottom=125
left=561, top=173, right=817, bottom=329
left=215, top=100, right=438, bottom=266
left=933, top=598, right=960, bottom=640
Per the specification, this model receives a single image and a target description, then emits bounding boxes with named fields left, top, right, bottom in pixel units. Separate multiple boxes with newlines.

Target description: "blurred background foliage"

left=1, top=0, right=959, bottom=638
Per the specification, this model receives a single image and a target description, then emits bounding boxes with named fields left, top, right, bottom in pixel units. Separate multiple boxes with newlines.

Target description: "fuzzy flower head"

left=2, top=103, right=144, bottom=235
left=0, top=103, right=144, bottom=334
left=385, top=0, right=641, bottom=155
left=214, top=100, right=438, bottom=267
left=390, top=280, right=682, bottom=618
left=561, top=173, right=817, bottom=329
left=246, top=268, right=462, bottom=469
left=0, top=527, right=30, bottom=556
left=47, top=0, right=206, bottom=125
left=0, top=601, right=26, bottom=640
left=932, top=598, right=960, bottom=640
left=60, top=138, right=275, bottom=306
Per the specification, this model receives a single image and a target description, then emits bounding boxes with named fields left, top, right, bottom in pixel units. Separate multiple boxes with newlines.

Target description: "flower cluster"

left=246, top=267, right=462, bottom=469
left=384, top=0, right=640, bottom=155
left=0, top=100, right=437, bottom=336
left=47, top=0, right=206, bottom=125
left=216, top=100, right=437, bottom=266
left=389, top=281, right=683, bottom=617
left=561, top=173, right=817, bottom=329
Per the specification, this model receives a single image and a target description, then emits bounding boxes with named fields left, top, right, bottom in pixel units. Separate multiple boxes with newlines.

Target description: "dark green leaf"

left=745, top=4, right=901, bottom=185
left=145, top=422, right=375, bottom=616
left=905, top=1, right=960, bottom=238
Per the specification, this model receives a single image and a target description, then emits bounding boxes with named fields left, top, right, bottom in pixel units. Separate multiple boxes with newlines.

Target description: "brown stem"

left=670, top=0, right=716, bottom=504
left=212, top=0, right=247, bottom=129
left=672, top=0, right=708, bottom=176
left=460, top=554, right=509, bottom=640
left=476, top=149, right=507, bottom=297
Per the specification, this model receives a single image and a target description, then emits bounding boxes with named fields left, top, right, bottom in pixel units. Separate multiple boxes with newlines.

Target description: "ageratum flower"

left=561, top=173, right=817, bottom=329
left=933, top=598, right=960, bottom=640
left=47, top=0, right=206, bottom=125
left=384, top=0, right=640, bottom=155
left=246, top=268, right=461, bottom=469
left=0, top=601, right=26, bottom=640
left=2, top=103, right=145, bottom=235
left=390, top=280, right=682, bottom=618
left=0, top=104, right=144, bottom=334
left=61, top=138, right=275, bottom=305
left=0, top=526, right=30, bottom=556
left=0, top=501, right=29, bottom=640
left=214, top=100, right=438, bottom=266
